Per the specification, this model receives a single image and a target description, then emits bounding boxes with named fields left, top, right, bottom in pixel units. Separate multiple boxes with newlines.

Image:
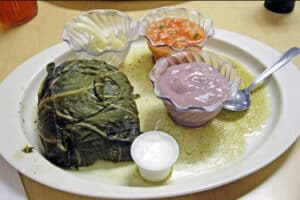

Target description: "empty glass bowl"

left=62, top=9, right=140, bottom=66
left=140, top=7, right=215, bottom=60
left=149, top=51, right=240, bottom=127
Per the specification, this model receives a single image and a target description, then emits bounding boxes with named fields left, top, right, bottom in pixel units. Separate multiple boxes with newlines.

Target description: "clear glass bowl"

left=149, top=51, right=240, bottom=127
left=62, top=9, right=140, bottom=66
left=140, top=7, right=215, bottom=60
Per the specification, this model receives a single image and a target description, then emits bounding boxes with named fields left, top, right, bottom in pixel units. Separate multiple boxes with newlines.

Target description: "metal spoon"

left=223, top=47, right=300, bottom=111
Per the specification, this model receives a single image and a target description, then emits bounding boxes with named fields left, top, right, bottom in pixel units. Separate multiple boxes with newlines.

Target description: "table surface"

left=0, top=1, right=299, bottom=200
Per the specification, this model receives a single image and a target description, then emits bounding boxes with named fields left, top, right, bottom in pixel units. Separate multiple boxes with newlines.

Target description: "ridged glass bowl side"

left=62, top=9, right=140, bottom=66
left=139, top=7, right=215, bottom=59
left=149, top=51, right=241, bottom=127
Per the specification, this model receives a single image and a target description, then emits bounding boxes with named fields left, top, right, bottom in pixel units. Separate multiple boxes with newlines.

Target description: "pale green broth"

left=71, top=45, right=270, bottom=185
left=122, top=46, right=269, bottom=166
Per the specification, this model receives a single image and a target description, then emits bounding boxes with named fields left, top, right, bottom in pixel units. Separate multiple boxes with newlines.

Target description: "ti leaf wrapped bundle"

left=38, top=60, right=141, bottom=168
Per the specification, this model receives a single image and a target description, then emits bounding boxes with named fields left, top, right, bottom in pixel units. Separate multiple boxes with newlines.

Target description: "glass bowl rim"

left=62, top=9, right=141, bottom=57
left=149, top=50, right=241, bottom=112
left=139, top=6, right=215, bottom=51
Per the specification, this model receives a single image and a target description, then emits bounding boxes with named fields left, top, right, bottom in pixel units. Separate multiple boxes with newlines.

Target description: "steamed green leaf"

left=38, top=60, right=141, bottom=168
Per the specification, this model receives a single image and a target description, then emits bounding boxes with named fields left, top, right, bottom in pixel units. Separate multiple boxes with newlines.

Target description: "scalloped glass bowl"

left=140, top=7, right=215, bottom=60
left=149, top=51, right=241, bottom=127
left=62, top=10, right=140, bottom=66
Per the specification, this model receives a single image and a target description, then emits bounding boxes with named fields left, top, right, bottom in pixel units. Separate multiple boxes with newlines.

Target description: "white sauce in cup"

left=130, top=131, right=179, bottom=182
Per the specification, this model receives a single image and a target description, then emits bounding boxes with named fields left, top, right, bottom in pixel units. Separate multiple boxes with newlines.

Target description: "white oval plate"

left=0, top=29, right=300, bottom=199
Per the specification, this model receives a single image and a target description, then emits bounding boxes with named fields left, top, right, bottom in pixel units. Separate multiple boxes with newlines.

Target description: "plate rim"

left=0, top=29, right=300, bottom=199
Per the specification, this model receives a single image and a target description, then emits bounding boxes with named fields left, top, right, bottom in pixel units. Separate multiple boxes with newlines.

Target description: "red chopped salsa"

left=146, top=17, right=205, bottom=49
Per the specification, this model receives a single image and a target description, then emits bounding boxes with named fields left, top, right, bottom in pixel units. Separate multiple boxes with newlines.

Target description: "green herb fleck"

left=134, top=94, right=141, bottom=99
left=159, top=24, right=166, bottom=29
left=193, top=32, right=199, bottom=39
left=22, top=145, right=34, bottom=153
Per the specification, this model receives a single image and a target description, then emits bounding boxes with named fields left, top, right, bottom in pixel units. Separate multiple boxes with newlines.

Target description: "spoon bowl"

left=223, top=88, right=250, bottom=111
left=223, top=47, right=300, bottom=111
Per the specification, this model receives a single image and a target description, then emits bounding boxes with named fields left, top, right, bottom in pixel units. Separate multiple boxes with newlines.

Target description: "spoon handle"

left=248, top=47, right=300, bottom=91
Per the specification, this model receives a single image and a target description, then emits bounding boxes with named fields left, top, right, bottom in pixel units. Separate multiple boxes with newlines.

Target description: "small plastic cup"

left=62, top=9, right=140, bottom=66
left=149, top=51, right=240, bottom=127
left=130, top=131, right=179, bottom=182
left=139, top=7, right=215, bottom=60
